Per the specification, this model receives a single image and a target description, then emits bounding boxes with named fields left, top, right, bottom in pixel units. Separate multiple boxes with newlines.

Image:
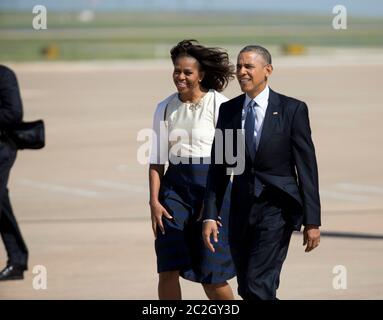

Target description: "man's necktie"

left=244, top=100, right=258, bottom=160
left=245, top=100, right=264, bottom=197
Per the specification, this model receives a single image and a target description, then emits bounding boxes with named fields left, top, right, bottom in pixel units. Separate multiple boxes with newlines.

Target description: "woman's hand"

left=150, top=200, right=173, bottom=238
left=202, top=220, right=219, bottom=253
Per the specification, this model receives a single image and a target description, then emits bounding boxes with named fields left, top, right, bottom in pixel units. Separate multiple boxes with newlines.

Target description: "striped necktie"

left=244, top=100, right=258, bottom=160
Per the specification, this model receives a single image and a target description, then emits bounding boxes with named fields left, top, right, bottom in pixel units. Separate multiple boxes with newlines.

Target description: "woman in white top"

left=149, top=40, right=235, bottom=300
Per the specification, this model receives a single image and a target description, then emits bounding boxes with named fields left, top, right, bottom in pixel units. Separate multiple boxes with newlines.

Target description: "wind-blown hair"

left=170, top=39, right=235, bottom=92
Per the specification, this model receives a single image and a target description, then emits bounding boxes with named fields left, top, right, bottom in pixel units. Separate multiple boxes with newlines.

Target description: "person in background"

left=0, top=65, right=29, bottom=281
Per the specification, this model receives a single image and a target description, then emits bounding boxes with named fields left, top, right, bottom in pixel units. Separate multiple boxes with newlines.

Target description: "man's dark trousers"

left=228, top=185, right=294, bottom=300
left=0, top=143, right=28, bottom=268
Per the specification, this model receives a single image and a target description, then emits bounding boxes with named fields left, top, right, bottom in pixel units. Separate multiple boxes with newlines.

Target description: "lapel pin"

left=273, top=111, right=278, bottom=115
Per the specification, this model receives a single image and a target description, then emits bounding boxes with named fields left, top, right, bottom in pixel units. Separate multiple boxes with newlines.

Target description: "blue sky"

left=1, top=0, right=383, bottom=17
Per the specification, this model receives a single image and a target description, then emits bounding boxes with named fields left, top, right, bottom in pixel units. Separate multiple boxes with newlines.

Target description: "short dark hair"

left=170, top=39, right=235, bottom=92
left=239, top=45, right=272, bottom=65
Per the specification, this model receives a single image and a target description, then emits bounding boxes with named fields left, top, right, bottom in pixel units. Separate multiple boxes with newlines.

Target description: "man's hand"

left=202, top=220, right=219, bottom=253
left=303, top=224, right=320, bottom=252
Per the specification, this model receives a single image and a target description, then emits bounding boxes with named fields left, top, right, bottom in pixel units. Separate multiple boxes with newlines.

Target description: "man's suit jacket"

left=0, top=65, right=23, bottom=130
left=203, top=88, right=321, bottom=231
left=0, top=65, right=23, bottom=171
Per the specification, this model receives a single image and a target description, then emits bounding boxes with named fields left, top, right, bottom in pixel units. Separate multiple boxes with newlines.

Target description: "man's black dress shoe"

left=0, top=265, right=26, bottom=281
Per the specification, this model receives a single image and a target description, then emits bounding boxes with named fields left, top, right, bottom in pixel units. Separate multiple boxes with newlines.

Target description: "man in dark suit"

left=0, top=65, right=28, bottom=280
left=202, top=45, right=321, bottom=300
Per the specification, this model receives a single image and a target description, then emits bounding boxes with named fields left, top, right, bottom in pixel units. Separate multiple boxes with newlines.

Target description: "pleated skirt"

left=155, top=160, right=235, bottom=284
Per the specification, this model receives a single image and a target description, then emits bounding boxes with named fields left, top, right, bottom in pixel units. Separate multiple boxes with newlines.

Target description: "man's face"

left=236, top=51, right=272, bottom=98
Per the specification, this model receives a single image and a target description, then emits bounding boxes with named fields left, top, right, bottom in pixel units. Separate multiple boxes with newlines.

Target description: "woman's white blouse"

left=150, top=90, right=228, bottom=164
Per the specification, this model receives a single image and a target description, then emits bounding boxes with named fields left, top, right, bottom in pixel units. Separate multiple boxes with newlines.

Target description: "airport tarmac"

left=1, top=53, right=382, bottom=299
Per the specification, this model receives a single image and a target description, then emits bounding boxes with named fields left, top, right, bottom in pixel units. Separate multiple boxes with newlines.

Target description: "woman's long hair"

left=170, top=39, right=235, bottom=92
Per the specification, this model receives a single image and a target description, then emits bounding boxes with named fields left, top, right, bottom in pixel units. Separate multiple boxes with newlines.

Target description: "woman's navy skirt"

left=155, top=159, right=236, bottom=284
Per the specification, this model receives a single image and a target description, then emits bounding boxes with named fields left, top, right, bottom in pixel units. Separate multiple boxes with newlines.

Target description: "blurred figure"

left=0, top=65, right=28, bottom=281
left=149, top=40, right=235, bottom=300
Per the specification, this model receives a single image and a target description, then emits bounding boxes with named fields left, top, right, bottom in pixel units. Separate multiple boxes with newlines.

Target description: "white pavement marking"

left=92, top=179, right=147, bottom=193
left=336, top=183, right=383, bottom=195
left=17, top=179, right=380, bottom=203
left=17, top=179, right=103, bottom=198
left=21, top=89, right=47, bottom=98
left=115, top=164, right=130, bottom=172
left=319, top=190, right=369, bottom=202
